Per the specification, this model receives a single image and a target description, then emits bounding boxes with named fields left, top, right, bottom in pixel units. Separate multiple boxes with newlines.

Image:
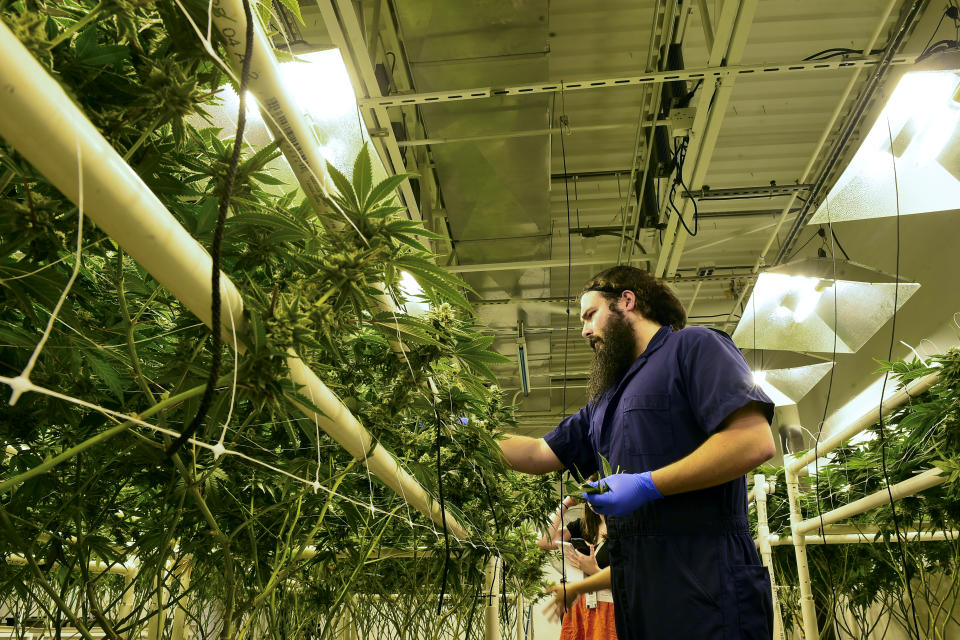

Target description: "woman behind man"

left=538, top=495, right=617, bottom=640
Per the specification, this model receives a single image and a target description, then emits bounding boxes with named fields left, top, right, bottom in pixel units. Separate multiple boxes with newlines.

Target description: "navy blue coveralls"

left=544, top=326, right=775, bottom=639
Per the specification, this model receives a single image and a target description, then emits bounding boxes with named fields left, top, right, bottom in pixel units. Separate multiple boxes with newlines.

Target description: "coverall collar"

left=611, top=325, right=673, bottom=395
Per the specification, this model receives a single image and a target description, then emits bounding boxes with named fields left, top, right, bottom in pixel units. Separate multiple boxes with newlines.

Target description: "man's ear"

left=619, top=290, right=637, bottom=313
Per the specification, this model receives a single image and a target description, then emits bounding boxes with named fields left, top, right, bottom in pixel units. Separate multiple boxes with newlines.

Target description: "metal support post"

left=784, top=456, right=818, bottom=639
left=754, top=474, right=785, bottom=640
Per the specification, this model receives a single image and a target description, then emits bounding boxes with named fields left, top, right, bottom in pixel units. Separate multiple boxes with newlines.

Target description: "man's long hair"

left=582, top=266, right=687, bottom=330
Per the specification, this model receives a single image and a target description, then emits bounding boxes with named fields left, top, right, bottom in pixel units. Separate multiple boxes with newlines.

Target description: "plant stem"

left=46, top=2, right=104, bottom=49
left=117, top=250, right=156, bottom=403
left=235, top=463, right=356, bottom=640
left=122, top=117, right=160, bottom=162
left=167, top=451, right=236, bottom=640
left=0, top=376, right=230, bottom=494
left=0, top=509, right=98, bottom=640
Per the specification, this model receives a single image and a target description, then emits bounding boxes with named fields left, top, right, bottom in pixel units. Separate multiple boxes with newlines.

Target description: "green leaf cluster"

left=751, top=349, right=960, bottom=638
left=0, top=3, right=553, bottom=638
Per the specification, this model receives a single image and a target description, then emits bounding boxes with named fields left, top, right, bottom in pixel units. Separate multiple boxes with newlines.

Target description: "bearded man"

left=499, top=266, right=776, bottom=639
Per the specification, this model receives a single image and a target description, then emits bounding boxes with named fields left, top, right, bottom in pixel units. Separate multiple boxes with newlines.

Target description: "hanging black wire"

left=556, top=85, right=575, bottom=614
left=667, top=137, right=699, bottom=237
left=166, top=0, right=255, bottom=458
left=811, top=206, right=842, bottom=636
left=433, top=397, right=451, bottom=615
left=829, top=227, right=851, bottom=261
left=557, top=88, right=575, bottom=414
left=879, top=117, right=923, bottom=640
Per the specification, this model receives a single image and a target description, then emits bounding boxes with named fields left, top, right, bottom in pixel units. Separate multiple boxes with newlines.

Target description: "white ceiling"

left=298, top=0, right=960, bottom=448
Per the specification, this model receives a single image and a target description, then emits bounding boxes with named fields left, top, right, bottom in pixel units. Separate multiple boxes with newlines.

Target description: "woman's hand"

left=537, top=536, right=559, bottom=551
left=542, top=583, right=579, bottom=621
left=571, top=545, right=600, bottom=576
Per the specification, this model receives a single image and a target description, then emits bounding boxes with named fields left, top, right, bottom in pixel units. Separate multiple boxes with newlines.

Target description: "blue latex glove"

left=583, top=471, right=663, bottom=517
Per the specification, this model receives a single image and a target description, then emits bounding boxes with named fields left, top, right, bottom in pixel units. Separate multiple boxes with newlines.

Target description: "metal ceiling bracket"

left=358, top=55, right=916, bottom=108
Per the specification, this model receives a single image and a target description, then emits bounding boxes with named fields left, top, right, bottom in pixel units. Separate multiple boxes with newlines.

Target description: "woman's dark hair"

left=581, top=265, right=686, bottom=330
left=581, top=505, right=603, bottom=545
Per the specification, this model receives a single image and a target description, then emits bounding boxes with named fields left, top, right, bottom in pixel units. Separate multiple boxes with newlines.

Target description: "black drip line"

left=433, top=398, right=451, bottom=616
left=667, top=136, right=699, bottom=237
left=166, top=0, right=255, bottom=458
left=556, top=83, right=574, bottom=615
left=879, top=116, right=923, bottom=640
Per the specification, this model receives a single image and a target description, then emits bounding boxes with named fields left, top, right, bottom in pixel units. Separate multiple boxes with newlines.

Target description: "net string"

left=1, top=0, right=509, bottom=555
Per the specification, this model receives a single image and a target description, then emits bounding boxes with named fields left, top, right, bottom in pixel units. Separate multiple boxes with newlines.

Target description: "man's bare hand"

left=542, top=583, right=578, bottom=621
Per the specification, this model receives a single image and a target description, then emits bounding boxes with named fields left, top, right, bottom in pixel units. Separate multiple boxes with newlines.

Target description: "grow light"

left=732, top=258, right=919, bottom=353
left=199, top=48, right=375, bottom=181
left=278, top=49, right=370, bottom=176
left=399, top=270, right=431, bottom=316
left=750, top=362, right=834, bottom=407
left=809, top=70, right=960, bottom=223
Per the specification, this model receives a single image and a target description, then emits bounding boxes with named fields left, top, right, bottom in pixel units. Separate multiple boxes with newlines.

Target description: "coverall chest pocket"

left=621, top=394, right=675, bottom=455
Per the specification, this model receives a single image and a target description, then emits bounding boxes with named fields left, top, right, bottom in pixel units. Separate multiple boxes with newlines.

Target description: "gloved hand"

left=583, top=471, right=663, bottom=517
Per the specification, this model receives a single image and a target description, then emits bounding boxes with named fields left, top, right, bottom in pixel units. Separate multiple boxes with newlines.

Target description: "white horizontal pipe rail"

left=210, top=0, right=333, bottom=209
left=770, top=530, right=959, bottom=546
left=0, top=20, right=469, bottom=541
left=788, top=371, right=940, bottom=473
left=0, top=25, right=246, bottom=347
left=6, top=555, right=139, bottom=577
left=794, top=467, right=945, bottom=535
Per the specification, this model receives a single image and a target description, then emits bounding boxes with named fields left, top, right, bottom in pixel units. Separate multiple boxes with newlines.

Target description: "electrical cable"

left=668, top=137, right=699, bottom=237
left=802, top=47, right=884, bottom=61
left=879, top=116, right=923, bottom=640
left=166, top=0, right=254, bottom=458
left=556, top=83, right=575, bottom=615
left=811, top=197, right=841, bottom=636
left=785, top=227, right=821, bottom=263
left=829, top=227, right=850, bottom=261
left=432, top=401, right=450, bottom=615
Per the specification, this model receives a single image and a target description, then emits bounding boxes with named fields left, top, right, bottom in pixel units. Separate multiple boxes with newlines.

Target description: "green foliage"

left=752, top=349, right=960, bottom=638
left=0, top=2, right=552, bottom=638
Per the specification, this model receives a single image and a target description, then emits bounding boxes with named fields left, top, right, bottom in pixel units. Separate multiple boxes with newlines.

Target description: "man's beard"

left=587, top=308, right=639, bottom=404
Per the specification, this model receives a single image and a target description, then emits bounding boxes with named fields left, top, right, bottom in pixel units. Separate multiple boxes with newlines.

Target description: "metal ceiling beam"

left=682, top=184, right=813, bottom=199
left=315, top=0, right=421, bottom=221
left=654, top=0, right=759, bottom=278
left=445, top=256, right=633, bottom=273
left=615, top=0, right=678, bottom=264
left=722, top=0, right=914, bottom=329
left=357, top=54, right=916, bottom=108
left=396, top=121, right=668, bottom=147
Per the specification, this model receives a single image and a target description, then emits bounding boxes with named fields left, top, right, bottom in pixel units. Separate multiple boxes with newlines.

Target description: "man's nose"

left=582, top=325, right=592, bottom=339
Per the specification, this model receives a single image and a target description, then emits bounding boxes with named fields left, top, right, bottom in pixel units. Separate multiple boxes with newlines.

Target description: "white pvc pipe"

left=753, top=475, right=786, bottom=640
left=795, top=467, right=945, bottom=535
left=785, top=461, right=819, bottom=639
left=787, top=371, right=940, bottom=472
left=770, top=530, right=959, bottom=546
left=0, top=20, right=245, bottom=347
left=211, top=0, right=334, bottom=208
left=484, top=556, right=501, bottom=640
left=5, top=556, right=138, bottom=577
left=0, top=20, right=469, bottom=541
